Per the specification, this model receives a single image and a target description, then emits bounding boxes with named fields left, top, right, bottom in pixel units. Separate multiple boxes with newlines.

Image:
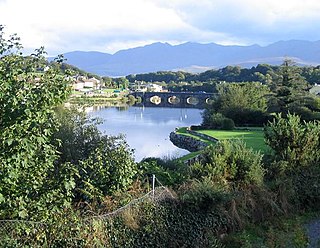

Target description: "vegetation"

left=200, top=61, right=320, bottom=128
left=198, top=129, right=267, bottom=152
left=0, top=28, right=72, bottom=220
left=2, top=26, right=320, bottom=247
left=126, top=63, right=320, bottom=86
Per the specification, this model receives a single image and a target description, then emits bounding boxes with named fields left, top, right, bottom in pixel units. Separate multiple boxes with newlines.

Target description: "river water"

left=90, top=106, right=203, bottom=161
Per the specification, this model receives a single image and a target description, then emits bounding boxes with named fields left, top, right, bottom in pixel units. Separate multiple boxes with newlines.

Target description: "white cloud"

left=0, top=0, right=190, bottom=53
left=1, top=0, right=320, bottom=54
left=154, top=0, right=320, bottom=42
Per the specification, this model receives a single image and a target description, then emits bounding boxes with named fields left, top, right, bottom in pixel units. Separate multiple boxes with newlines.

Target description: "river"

left=90, top=106, right=203, bottom=162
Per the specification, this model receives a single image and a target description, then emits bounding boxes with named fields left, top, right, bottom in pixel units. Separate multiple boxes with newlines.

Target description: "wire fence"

left=0, top=175, right=175, bottom=242
left=90, top=185, right=175, bottom=220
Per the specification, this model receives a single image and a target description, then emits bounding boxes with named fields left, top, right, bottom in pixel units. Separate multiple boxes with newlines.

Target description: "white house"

left=84, top=77, right=101, bottom=89
left=147, top=83, right=163, bottom=92
left=73, top=82, right=85, bottom=90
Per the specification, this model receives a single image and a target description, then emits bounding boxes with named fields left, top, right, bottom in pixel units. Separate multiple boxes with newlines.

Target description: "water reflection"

left=91, top=106, right=203, bottom=162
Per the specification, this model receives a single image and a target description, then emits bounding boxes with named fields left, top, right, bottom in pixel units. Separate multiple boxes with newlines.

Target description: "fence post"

left=152, top=174, right=155, bottom=199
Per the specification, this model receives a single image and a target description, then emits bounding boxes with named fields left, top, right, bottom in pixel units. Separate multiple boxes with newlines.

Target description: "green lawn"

left=197, top=129, right=268, bottom=153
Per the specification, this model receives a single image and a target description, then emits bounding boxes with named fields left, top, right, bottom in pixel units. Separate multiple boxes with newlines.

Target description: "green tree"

left=267, top=59, right=319, bottom=119
left=264, top=113, right=320, bottom=173
left=264, top=113, right=320, bottom=211
left=53, top=107, right=138, bottom=201
left=0, top=26, right=73, bottom=220
left=115, top=77, right=129, bottom=89
left=203, top=82, right=270, bottom=126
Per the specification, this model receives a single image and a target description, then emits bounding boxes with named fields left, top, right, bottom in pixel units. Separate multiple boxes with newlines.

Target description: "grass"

left=198, top=129, right=268, bottom=153
left=176, top=127, right=269, bottom=153
left=178, top=151, right=202, bottom=161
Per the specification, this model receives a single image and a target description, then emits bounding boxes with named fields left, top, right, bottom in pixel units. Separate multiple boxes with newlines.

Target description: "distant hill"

left=61, top=40, right=320, bottom=77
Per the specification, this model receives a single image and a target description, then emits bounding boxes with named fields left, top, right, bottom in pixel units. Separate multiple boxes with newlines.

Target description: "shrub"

left=138, top=157, right=187, bottom=186
left=179, top=178, right=231, bottom=211
left=194, top=140, right=265, bottom=187
left=190, top=125, right=203, bottom=130
left=202, top=112, right=235, bottom=130
left=222, top=118, right=235, bottom=130
left=264, top=113, right=320, bottom=172
left=53, top=107, right=138, bottom=201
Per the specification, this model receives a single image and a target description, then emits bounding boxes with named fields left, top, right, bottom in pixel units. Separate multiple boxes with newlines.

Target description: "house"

left=84, top=77, right=101, bottom=89
left=72, top=76, right=101, bottom=91
left=145, top=83, right=163, bottom=92
left=73, top=82, right=85, bottom=90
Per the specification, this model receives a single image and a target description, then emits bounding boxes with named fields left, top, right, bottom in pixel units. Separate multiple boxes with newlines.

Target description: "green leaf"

left=0, top=193, right=5, bottom=203
left=18, top=209, right=28, bottom=218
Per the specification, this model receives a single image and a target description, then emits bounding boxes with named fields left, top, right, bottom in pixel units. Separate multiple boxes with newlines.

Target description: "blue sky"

left=1, top=0, right=320, bottom=55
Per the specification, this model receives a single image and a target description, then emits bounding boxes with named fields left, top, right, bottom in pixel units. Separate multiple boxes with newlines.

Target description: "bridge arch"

left=168, top=95, right=181, bottom=105
left=149, top=95, right=162, bottom=105
left=205, top=97, right=212, bottom=104
left=186, top=96, right=200, bottom=105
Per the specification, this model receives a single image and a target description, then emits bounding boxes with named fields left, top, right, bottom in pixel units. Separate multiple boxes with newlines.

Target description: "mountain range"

left=61, top=40, right=320, bottom=77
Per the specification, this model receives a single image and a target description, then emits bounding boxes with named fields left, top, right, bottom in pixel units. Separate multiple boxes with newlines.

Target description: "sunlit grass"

left=198, top=129, right=268, bottom=153
left=176, top=127, right=269, bottom=153
left=178, top=151, right=202, bottom=161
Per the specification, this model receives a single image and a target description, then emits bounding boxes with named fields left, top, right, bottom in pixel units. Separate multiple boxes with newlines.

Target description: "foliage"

left=193, top=140, right=265, bottom=187
left=264, top=113, right=320, bottom=173
left=202, top=112, right=235, bottom=130
left=203, top=82, right=270, bottom=126
left=224, top=214, right=310, bottom=248
left=53, top=107, right=138, bottom=201
left=126, top=64, right=281, bottom=84
left=179, top=177, right=231, bottom=211
left=264, top=113, right=320, bottom=211
left=0, top=26, right=73, bottom=220
left=138, top=157, right=187, bottom=186
left=267, top=59, right=320, bottom=119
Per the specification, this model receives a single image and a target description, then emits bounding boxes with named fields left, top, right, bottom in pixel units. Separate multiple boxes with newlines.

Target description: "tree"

left=203, top=82, right=270, bottom=126
left=268, top=59, right=309, bottom=112
left=115, top=77, right=129, bottom=89
left=0, top=26, right=73, bottom=220
left=264, top=113, right=320, bottom=172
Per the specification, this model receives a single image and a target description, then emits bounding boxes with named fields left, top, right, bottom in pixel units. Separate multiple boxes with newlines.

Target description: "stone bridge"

left=130, top=91, right=218, bottom=108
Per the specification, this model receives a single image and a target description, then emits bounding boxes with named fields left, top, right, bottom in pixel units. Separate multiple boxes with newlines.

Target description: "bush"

left=222, top=118, right=235, bottom=130
left=264, top=113, right=320, bottom=173
left=179, top=178, right=231, bottom=211
left=53, top=107, right=138, bottom=201
left=193, top=140, right=265, bottom=187
left=202, top=113, right=235, bottom=130
left=190, top=125, right=203, bottom=130
left=138, top=157, right=186, bottom=186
